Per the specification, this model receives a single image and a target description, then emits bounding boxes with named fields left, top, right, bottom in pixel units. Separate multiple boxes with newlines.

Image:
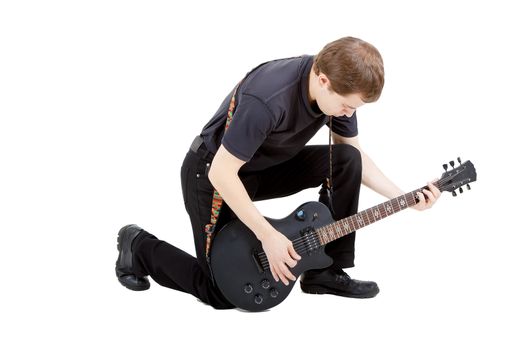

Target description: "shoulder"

left=240, top=55, right=312, bottom=102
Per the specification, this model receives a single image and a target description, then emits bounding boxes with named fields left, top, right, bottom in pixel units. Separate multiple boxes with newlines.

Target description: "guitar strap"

left=203, top=79, right=336, bottom=282
left=203, top=79, right=244, bottom=283
left=323, top=115, right=336, bottom=217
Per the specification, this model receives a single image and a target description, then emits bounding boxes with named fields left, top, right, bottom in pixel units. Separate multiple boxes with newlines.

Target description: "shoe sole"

left=116, top=275, right=150, bottom=291
left=300, top=282, right=379, bottom=299
left=116, top=225, right=150, bottom=291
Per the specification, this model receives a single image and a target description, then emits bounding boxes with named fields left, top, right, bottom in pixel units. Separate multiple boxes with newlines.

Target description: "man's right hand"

left=260, top=228, right=302, bottom=286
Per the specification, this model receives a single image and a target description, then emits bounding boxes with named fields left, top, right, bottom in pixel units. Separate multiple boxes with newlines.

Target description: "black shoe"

left=115, top=224, right=150, bottom=291
left=300, top=267, right=379, bottom=298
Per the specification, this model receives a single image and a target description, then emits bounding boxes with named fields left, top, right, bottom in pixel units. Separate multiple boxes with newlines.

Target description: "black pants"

left=131, top=140, right=362, bottom=309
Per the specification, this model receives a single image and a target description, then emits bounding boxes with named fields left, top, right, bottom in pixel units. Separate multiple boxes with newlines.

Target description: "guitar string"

left=257, top=181, right=442, bottom=260
left=260, top=173, right=459, bottom=253
left=255, top=175, right=460, bottom=267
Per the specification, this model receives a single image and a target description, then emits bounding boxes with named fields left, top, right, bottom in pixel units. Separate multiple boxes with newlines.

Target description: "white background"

left=1, top=0, right=524, bottom=349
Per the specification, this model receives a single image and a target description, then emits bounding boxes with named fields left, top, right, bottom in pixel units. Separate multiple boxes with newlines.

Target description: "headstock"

left=437, top=157, right=477, bottom=196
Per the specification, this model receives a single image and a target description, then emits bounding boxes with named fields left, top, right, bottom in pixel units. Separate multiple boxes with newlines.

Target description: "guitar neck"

left=315, top=186, right=429, bottom=246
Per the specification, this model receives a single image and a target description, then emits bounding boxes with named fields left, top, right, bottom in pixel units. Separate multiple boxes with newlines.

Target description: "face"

left=313, top=73, right=366, bottom=118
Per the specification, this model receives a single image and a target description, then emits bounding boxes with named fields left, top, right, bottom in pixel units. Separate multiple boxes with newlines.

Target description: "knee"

left=333, top=144, right=362, bottom=169
left=200, top=278, right=236, bottom=310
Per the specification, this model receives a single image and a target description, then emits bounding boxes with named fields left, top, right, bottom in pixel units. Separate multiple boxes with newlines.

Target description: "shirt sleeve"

left=221, top=93, right=276, bottom=162
left=326, top=111, right=359, bottom=137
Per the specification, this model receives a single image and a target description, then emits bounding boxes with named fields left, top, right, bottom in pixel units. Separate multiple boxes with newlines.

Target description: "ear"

left=318, top=73, right=331, bottom=90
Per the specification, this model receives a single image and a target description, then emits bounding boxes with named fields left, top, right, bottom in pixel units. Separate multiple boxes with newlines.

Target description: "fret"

left=362, top=209, right=370, bottom=225
left=350, top=215, right=358, bottom=230
left=408, top=192, right=417, bottom=206
left=328, top=225, right=335, bottom=240
left=355, top=214, right=365, bottom=228
left=398, top=195, right=407, bottom=209
left=335, top=222, right=342, bottom=237
left=405, top=192, right=413, bottom=206
left=319, top=227, right=327, bottom=244
left=342, top=219, right=351, bottom=232
left=381, top=202, right=389, bottom=216
left=394, top=196, right=401, bottom=212
left=373, top=205, right=381, bottom=221
left=364, top=208, right=374, bottom=224
left=318, top=230, right=325, bottom=245
left=383, top=201, right=394, bottom=215
left=323, top=226, right=330, bottom=241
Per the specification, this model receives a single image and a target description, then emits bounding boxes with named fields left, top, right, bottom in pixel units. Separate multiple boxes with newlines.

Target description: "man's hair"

left=313, top=36, right=384, bottom=103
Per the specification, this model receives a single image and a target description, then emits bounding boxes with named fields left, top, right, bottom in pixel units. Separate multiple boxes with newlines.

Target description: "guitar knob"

left=244, top=283, right=253, bottom=294
left=254, top=294, right=264, bottom=305
left=295, top=209, right=305, bottom=221
left=261, top=279, right=270, bottom=289
left=270, top=288, right=279, bottom=298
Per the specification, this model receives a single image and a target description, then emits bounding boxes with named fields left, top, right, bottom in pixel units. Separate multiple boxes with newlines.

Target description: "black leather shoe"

left=115, top=224, right=150, bottom=291
left=300, top=267, right=379, bottom=298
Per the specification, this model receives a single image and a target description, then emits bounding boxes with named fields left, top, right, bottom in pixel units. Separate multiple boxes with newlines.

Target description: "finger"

left=288, top=245, right=302, bottom=260
left=270, top=264, right=279, bottom=282
left=414, top=192, right=425, bottom=210
left=286, top=257, right=297, bottom=268
left=428, top=181, right=441, bottom=197
left=423, top=189, right=435, bottom=204
left=281, top=263, right=296, bottom=282
left=276, top=265, right=289, bottom=285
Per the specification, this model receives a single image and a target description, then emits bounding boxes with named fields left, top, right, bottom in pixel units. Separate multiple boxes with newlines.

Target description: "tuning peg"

left=459, top=187, right=463, bottom=194
left=452, top=190, right=457, bottom=197
left=443, top=163, right=448, bottom=171
left=449, top=160, right=455, bottom=168
left=467, top=184, right=471, bottom=190
left=457, top=157, right=462, bottom=164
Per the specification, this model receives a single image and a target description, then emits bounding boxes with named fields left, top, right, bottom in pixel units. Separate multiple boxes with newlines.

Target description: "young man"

left=115, top=36, right=440, bottom=309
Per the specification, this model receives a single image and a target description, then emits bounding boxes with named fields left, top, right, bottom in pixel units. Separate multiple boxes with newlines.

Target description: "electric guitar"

left=210, top=158, right=477, bottom=311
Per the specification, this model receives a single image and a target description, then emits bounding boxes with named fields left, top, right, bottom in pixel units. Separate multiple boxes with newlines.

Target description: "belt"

left=190, top=134, right=214, bottom=160
left=190, top=134, right=205, bottom=153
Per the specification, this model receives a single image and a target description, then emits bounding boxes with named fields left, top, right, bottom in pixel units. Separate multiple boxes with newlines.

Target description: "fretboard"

left=315, top=188, right=425, bottom=246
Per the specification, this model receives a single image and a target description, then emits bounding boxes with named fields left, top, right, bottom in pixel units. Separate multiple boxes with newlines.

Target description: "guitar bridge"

left=251, top=249, right=265, bottom=274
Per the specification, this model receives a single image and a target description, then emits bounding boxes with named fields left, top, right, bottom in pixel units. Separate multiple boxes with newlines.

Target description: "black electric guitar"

left=210, top=158, right=477, bottom=311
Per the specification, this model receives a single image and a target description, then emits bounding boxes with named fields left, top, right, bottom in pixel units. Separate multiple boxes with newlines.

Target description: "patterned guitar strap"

left=203, top=81, right=335, bottom=284
left=203, top=79, right=242, bottom=284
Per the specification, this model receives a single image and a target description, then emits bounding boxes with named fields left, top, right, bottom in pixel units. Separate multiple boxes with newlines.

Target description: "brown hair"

left=313, top=36, right=384, bottom=103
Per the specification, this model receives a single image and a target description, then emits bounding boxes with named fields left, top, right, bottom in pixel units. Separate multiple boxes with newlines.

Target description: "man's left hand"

left=412, top=179, right=441, bottom=211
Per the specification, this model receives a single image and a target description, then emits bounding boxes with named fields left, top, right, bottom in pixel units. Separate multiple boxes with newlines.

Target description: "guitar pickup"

left=299, top=226, right=319, bottom=255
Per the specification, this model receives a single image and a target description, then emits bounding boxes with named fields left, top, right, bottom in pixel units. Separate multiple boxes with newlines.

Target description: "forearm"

left=361, top=151, right=404, bottom=199
left=208, top=170, right=273, bottom=242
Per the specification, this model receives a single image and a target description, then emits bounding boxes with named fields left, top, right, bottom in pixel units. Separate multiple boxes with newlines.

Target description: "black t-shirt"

left=200, top=54, right=358, bottom=173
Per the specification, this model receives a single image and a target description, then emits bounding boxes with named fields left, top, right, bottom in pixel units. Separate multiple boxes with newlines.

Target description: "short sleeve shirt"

left=200, top=55, right=358, bottom=173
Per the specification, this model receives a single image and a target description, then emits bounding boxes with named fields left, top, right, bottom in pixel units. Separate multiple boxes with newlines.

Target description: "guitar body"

left=210, top=201, right=334, bottom=312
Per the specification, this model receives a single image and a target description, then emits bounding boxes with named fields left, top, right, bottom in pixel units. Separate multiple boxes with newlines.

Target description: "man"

left=115, top=36, right=440, bottom=309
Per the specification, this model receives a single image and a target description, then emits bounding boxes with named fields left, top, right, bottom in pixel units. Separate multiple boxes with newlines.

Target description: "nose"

left=340, top=109, right=353, bottom=117
left=344, top=108, right=355, bottom=116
